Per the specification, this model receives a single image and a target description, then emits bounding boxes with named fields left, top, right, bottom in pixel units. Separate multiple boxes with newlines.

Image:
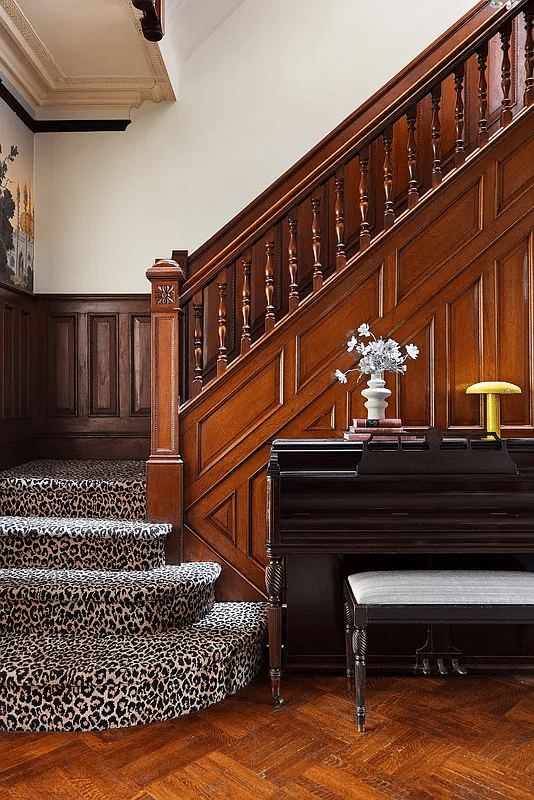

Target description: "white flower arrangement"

left=335, top=323, right=419, bottom=383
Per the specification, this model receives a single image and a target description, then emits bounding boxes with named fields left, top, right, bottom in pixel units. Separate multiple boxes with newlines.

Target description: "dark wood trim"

left=0, top=81, right=131, bottom=133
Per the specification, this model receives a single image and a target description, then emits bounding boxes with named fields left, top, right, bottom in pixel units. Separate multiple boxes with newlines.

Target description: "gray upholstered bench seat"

left=343, top=570, right=534, bottom=732
left=347, top=570, right=534, bottom=605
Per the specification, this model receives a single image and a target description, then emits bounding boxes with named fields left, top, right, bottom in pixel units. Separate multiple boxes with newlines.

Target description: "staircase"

left=0, top=460, right=267, bottom=732
left=145, top=0, right=534, bottom=601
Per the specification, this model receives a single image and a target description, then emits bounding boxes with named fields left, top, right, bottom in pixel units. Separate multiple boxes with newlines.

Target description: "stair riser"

left=0, top=532, right=166, bottom=571
left=0, top=584, right=215, bottom=636
left=0, top=484, right=146, bottom=521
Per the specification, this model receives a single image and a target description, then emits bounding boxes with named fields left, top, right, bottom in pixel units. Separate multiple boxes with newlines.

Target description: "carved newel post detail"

left=146, top=253, right=187, bottom=564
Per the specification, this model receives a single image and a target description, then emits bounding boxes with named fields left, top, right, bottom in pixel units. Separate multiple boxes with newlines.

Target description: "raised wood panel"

left=496, top=236, right=533, bottom=428
left=198, top=354, right=283, bottom=473
left=296, top=267, right=383, bottom=390
left=19, top=310, right=30, bottom=419
left=89, top=314, right=118, bottom=416
left=131, top=314, right=151, bottom=416
left=46, top=314, right=77, bottom=417
left=398, top=320, right=435, bottom=428
left=2, top=304, right=15, bottom=419
left=248, top=464, right=269, bottom=568
left=205, top=491, right=237, bottom=545
left=304, top=404, right=336, bottom=432
left=447, top=278, right=483, bottom=428
left=396, top=179, right=482, bottom=301
left=496, top=130, right=534, bottom=215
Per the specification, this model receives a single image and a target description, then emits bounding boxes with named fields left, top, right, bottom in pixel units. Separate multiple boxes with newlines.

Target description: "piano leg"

left=266, top=555, right=285, bottom=707
left=353, top=626, right=367, bottom=732
left=344, top=601, right=355, bottom=691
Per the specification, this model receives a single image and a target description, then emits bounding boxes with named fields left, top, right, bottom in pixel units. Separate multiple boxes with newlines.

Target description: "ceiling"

left=0, top=0, right=246, bottom=119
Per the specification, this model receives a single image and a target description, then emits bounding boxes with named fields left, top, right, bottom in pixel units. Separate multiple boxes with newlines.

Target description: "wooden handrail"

left=180, top=0, right=527, bottom=305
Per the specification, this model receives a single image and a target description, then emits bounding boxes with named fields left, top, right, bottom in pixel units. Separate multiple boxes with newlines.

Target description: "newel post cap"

left=466, top=381, right=521, bottom=395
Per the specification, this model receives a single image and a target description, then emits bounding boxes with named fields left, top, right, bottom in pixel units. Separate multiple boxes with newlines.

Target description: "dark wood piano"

left=266, top=429, right=534, bottom=705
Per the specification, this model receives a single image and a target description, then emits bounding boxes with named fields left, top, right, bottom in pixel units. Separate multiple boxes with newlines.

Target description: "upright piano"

left=266, top=430, right=534, bottom=705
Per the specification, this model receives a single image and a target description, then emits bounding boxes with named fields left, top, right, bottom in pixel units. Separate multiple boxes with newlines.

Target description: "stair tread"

left=0, top=516, right=167, bottom=534
left=0, top=561, right=220, bottom=587
left=0, top=460, right=146, bottom=482
left=0, top=516, right=169, bottom=536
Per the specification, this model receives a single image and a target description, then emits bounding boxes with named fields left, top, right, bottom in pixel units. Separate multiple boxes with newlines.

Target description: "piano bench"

left=343, top=570, right=534, bottom=732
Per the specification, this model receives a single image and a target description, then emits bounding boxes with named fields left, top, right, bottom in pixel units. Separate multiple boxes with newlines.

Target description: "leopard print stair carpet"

left=0, top=602, right=268, bottom=731
left=0, top=460, right=147, bottom=520
left=0, top=460, right=268, bottom=732
left=0, top=516, right=169, bottom=571
left=0, top=562, right=222, bottom=636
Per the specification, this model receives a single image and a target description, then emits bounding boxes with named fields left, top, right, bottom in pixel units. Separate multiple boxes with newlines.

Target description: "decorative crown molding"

left=0, top=0, right=175, bottom=113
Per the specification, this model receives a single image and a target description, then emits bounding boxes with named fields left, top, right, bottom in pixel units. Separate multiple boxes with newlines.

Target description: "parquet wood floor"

left=2, top=666, right=534, bottom=799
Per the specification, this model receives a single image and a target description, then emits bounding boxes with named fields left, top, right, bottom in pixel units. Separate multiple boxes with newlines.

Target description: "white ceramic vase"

left=361, top=372, right=391, bottom=420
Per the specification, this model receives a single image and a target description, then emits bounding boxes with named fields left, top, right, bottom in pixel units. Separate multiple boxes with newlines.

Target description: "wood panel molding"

left=0, top=290, right=151, bottom=467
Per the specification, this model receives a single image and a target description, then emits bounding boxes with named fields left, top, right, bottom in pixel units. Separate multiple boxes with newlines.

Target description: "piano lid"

left=357, top=427, right=517, bottom=475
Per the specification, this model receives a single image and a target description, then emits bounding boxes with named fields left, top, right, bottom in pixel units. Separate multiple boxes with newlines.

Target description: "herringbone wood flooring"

left=2, top=667, right=534, bottom=799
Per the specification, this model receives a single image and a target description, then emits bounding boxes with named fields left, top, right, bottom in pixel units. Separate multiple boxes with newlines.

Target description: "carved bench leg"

left=344, top=601, right=355, bottom=691
left=353, top=626, right=367, bottom=732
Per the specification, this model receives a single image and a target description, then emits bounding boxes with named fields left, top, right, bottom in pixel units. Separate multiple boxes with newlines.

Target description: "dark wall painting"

left=0, top=97, right=34, bottom=293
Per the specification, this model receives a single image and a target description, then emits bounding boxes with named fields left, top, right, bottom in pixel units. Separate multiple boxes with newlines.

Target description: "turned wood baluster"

left=406, top=105, right=419, bottom=209
left=216, top=270, right=227, bottom=376
left=191, top=291, right=203, bottom=397
left=311, top=198, right=323, bottom=292
left=358, top=146, right=371, bottom=250
left=288, top=217, right=299, bottom=313
left=454, top=62, right=465, bottom=167
left=525, top=4, right=534, bottom=106
left=476, top=42, right=489, bottom=147
left=240, top=256, right=252, bottom=355
left=265, top=240, right=276, bottom=333
left=430, top=84, right=443, bottom=188
left=500, top=21, right=513, bottom=126
left=334, top=175, right=346, bottom=272
left=382, top=127, right=395, bottom=229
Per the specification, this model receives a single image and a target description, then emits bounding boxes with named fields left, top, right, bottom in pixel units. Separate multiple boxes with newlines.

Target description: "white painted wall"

left=34, top=0, right=477, bottom=293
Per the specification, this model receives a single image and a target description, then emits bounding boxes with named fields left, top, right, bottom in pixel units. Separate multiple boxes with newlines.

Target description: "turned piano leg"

left=344, top=601, right=355, bottom=691
left=353, top=626, right=367, bottom=733
left=266, top=555, right=285, bottom=707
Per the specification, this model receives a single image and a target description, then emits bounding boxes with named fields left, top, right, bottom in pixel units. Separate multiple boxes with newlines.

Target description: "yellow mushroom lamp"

left=465, top=381, right=521, bottom=438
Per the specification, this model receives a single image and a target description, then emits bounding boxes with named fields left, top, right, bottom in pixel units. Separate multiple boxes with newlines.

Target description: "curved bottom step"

left=0, top=602, right=267, bottom=732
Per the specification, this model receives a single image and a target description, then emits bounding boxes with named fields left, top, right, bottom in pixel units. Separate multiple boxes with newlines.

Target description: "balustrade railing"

left=156, top=0, right=533, bottom=405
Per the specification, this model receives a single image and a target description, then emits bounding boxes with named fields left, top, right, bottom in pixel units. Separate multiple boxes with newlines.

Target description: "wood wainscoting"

left=0, top=291, right=151, bottom=467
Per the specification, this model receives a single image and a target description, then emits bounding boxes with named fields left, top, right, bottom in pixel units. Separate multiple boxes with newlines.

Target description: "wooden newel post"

left=145, top=254, right=187, bottom=564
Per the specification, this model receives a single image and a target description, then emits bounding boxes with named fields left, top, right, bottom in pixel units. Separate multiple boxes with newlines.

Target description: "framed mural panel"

left=0, top=96, right=34, bottom=293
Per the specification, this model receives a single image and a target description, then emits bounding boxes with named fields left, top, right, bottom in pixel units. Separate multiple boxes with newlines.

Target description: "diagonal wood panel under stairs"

left=179, top=107, right=534, bottom=601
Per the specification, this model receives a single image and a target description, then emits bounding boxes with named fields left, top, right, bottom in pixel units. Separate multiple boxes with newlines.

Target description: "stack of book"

left=343, top=418, right=403, bottom=441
